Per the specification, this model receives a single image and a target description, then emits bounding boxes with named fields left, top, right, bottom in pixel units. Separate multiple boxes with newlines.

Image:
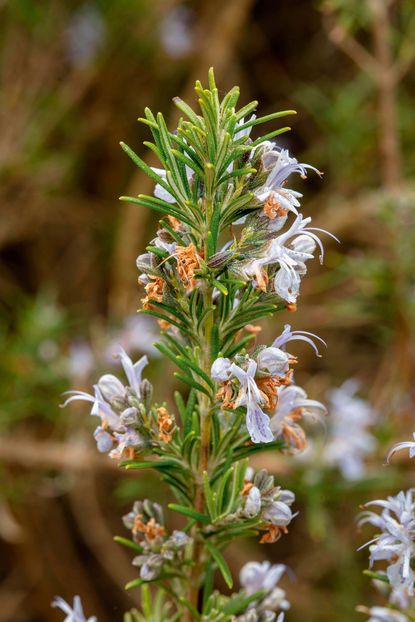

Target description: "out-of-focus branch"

left=368, top=0, right=402, bottom=190
left=322, top=0, right=406, bottom=191
left=0, top=435, right=117, bottom=471
left=321, top=8, right=380, bottom=80
left=69, top=471, right=136, bottom=600
left=109, top=0, right=255, bottom=316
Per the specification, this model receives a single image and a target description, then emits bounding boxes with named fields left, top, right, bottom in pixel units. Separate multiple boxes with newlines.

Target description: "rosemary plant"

left=61, top=70, right=335, bottom=622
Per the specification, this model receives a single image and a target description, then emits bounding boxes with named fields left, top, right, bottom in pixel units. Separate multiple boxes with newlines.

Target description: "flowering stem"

left=187, top=265, right=215, bottom=612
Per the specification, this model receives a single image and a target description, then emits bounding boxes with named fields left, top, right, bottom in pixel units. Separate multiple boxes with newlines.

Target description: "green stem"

left=186, top=237, right=215, bottom=617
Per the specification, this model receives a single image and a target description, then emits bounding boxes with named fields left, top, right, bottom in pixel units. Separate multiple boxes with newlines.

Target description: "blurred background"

left=1, top=0, right=415, bottom=620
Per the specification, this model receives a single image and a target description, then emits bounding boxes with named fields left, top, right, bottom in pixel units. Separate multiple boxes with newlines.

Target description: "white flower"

left=68, top=340, right=94, bottom=381
left=105, top=315, right=161, bottom=359
left=358, top=606, right=409, bottom=622
left=387, top=433, right=415, bottom=463
left=159, top=6, right=193, bottom=58
left=211, top=357, right=274, bottom=444
left=62, top=385, right=121, bottom=430
left=62, top=348, right=149, bottom=455
left=51, top=596, right=97, bottom=622
left=239, top=213, right=338, bottom=303
left=270, top=384, right=327, bottom=450
left=323, top=379, right=377, bottom=480
left=65, top=5, right=105, bottom=69
left=358, top=490, right=415, bottom=598
left=272, top=324, right=326, bottom=357
left=110, top=428, right=144, bottom=460
left=260, top=146, right=321, bottom=190
left=267, top=214, right=337, bottom=303
left=240, top=561, right=287, bottom=597
left=230, top=360, right=274, bottom=444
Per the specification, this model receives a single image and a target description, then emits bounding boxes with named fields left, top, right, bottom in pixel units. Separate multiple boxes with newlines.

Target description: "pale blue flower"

left=387, top=433, right=415, bottom=463
left=270, top=384, right=326, bottom=449
left=231, top=360, right=274, bottom=444
left=324, top=380, right=377, bottom=479
left=358, top=490, right=415, bottom=598
left=357, top=606, right=409, bottom=622
left=118, top=348, right=148, bottom=398
left=272, top=324, right=326, bottom=357
left=93, top=427, right=113, bottom=453
left=51, top=596, right=97, bottom=622
left=240, top=561, right=286, bottom=594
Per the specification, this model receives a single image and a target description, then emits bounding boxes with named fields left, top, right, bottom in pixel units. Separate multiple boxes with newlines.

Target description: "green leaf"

left=113, top=536, right=143, bottom=553
left=236, top=109, right=296, bottom=131
left=234, top=100, right=259, bottom=122
left=210, top=324, right=220, bottom=360
left=222, top=590, right=267, bottom=615
left=205, top=541, right=233, bottom=589
left=203, top=471, right=217, bottom=520
left=173, top=97, right=202, bottom=126
left=176, top=355, right=215, bottom=389
left=202, top=563, right=215, bottom=610
left=168, top=503, right=210, bottom=524
left=121, top=458, right=184, bottom=471
left=174, top=369, right=212, bottom=396
left=212, top=279, right=228, bottom=296
left=125, top=572, right=181, bottom=591
left=250, top=126, right=291, bottom=147
left=363, top=570, right=389, bottom=584
left=140, top=309, right=194, bottom=339
left=218, top=167, right=257, bottom=185
left=120, top=142, right=172, bottom=192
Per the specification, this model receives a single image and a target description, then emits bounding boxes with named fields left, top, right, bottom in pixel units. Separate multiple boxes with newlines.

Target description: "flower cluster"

left=123, top=500, right=191, bottom=581
left=224, top=144, right=338, bottom=306
left=212, top=325, right=326, bottom=446
left=358, top=489, right=415, bottom=607
left=63, top=348, right=175, bottom=459
left=219, top=468, right=297, bottom=544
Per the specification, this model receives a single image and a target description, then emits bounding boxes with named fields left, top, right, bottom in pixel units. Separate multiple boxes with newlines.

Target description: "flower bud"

left=137, top=554, right=163, bottom=581
left=98, top=374, right=125, bottom=401
left=140, top=379, right=153, bottom=410
left=262, top=501, right=293, bottom=526
left=170, top=530, right=191, bottom=548
left=119, top=406, right=139, bottom=426
left=257, top=347, right=289, bottom=375
left=254, top=469, right=275, bottom=493
left=93, top=427, right=113, bottom=453
left=207, top=249, right=232, bottom=269
left=291, top=234, right=316, bottom=256
left=278, top=489, right=295, bottom=506
left=211, top=357, right=232, bottom=382
left=245, top=486, right=262, bottom=517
